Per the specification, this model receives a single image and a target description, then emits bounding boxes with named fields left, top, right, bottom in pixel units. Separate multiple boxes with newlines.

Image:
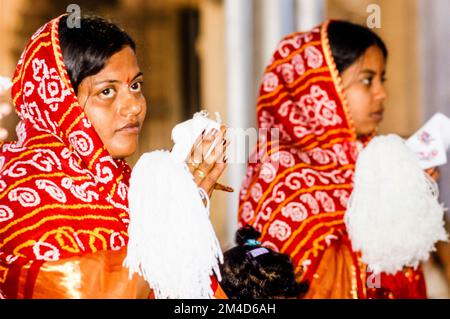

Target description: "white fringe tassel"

left=124, top=150, right=223, bottom=298
left=345, top=134, right=448, bottom=274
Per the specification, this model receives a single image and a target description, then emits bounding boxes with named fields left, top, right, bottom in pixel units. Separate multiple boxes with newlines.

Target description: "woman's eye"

left=362, top=77, right=373, bottom=86
left=100, top=88, right=115, bottom=98
left=130, top=81, right=143, bottom=92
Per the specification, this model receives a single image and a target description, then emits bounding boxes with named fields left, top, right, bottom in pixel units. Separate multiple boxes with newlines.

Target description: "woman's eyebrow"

left=359, top=69, right=376, bottom=76
left=93, top=72, right=144, bottom=85
left=127, top=72, right=144, bottom=83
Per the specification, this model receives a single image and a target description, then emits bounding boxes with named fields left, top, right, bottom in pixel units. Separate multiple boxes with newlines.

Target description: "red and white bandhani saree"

left=0, top=15, right=136, bottom=298
left=238, top=21, right=427, bottom=299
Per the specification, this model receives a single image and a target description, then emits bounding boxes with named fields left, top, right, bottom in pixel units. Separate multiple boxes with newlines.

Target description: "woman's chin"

left=107, top=137, right=139, bottom=158
left=108, top=145, right=138, bottom=159
left=356, top=123, right=379, bottom=138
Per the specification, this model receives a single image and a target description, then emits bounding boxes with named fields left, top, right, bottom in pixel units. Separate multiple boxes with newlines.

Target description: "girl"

left=238, top=20, right=427, bottom=299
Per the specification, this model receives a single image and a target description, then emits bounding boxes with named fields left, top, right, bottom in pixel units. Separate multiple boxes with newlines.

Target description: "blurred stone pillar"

left=295, top=0, right=326, bottom=31
left=224, top=0, right=254, bottom=247
left=259, top=0, right=295, bottom=66
left=224, top=0, right=325, bottom=247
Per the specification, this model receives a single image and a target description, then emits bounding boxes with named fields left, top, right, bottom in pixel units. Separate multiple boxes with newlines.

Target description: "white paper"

left=405, top=112, right=450, bottom=169
left=0, top=76, right=12, bottom=95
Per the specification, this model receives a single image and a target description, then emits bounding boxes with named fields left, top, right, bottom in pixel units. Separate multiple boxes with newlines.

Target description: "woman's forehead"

left=93, top=47, right=142, bottom=83
left=359, top=46, right=386, bottom=70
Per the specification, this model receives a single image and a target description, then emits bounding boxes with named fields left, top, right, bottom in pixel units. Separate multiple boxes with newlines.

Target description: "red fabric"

left=210, top=275, right=228, bottom=299
left=0, top=15, right=131, bottom=297
left=367, top=268, right=427, bottom=299
left=238, top=21, right=427, bottom=299
left=210, top=275, right=218, bottom=292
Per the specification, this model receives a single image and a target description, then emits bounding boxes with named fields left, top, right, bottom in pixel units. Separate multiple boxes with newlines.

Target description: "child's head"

left=219, top=226, right=308, bottom=299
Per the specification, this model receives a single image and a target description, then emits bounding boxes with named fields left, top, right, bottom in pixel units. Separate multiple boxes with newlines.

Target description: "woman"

left=0, top=14, right=227, bottom=298
left=238, top=20, right=427, bottom=299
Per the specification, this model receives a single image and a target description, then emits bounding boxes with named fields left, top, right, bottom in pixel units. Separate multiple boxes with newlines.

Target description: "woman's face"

left=340, top=45, right=387, bottom=137
left=77, top=46, right=146, bottom=159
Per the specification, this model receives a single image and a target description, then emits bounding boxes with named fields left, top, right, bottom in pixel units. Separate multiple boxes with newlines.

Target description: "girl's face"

left=77, top=46, right=147, bottom=159
left=340, top=45, right=388, bottom=137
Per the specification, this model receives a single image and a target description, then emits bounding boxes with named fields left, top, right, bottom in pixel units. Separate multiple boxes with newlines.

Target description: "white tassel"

left=345, top=134, right=448, bottom=274
left=124, top=151, right=223, bottom=298
left=124, top=111, right=224, bottom=299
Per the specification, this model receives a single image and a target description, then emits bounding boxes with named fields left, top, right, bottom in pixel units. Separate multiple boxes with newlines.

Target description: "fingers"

left=186, top=130, right=206, bottom=174
left=186, top=129, right=205, bottom=163
left=200, top=161, right=228, bottom=197
left=425, top=167, right=440, bottom=182
left=189, top=126, right=227, bottom=172
left=187, top=128, right=216, bottom=175
left=206, top=138, right=229, bottom=166
left=196, top=129, right=220, bottom=179
left=185, top=124, right=230, bottom=193
left=203, top=125, right=227, bottom=162
left=430, top=170, right=440, bottom=181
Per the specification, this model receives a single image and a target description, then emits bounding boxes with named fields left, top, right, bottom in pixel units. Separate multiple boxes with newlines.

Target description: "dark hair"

left=219, top=226, right=309, bottom=299
left=58, top=15, right=136, bottom=94
left=328, top=20, right=388, bottom=74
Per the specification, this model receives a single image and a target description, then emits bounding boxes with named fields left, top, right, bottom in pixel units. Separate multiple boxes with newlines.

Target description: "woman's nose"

left=119, top=92, right=143, bottom=117
left=375, top=83, right=388, bottom=101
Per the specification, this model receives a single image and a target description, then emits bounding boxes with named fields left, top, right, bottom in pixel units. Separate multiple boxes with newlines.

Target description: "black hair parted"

left=328, top=20, right=388, bottom=74
left=58, top=14, right=136, bottom=94
left=219, top=226, right=309, bottom=299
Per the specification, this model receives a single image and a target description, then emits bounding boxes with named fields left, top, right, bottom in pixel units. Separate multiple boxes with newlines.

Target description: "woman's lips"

left=116, top=123, right=140, bottom=134
left=370, top=110, right=384, bottom=122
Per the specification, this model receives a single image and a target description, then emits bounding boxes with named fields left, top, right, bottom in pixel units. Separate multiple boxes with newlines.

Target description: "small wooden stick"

left=214, top=183, right=234, bottom=192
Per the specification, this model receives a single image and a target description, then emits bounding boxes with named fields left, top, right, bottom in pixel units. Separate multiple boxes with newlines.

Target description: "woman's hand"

left=425, top=167, right=440, bottom=182
left=186, top=124, right=231, bottom=198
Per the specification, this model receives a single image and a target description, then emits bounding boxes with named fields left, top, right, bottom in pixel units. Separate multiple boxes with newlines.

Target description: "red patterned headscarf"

left=238, top=21, right=367, bottom=293
left=0, top=15, right=131, bottom=295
